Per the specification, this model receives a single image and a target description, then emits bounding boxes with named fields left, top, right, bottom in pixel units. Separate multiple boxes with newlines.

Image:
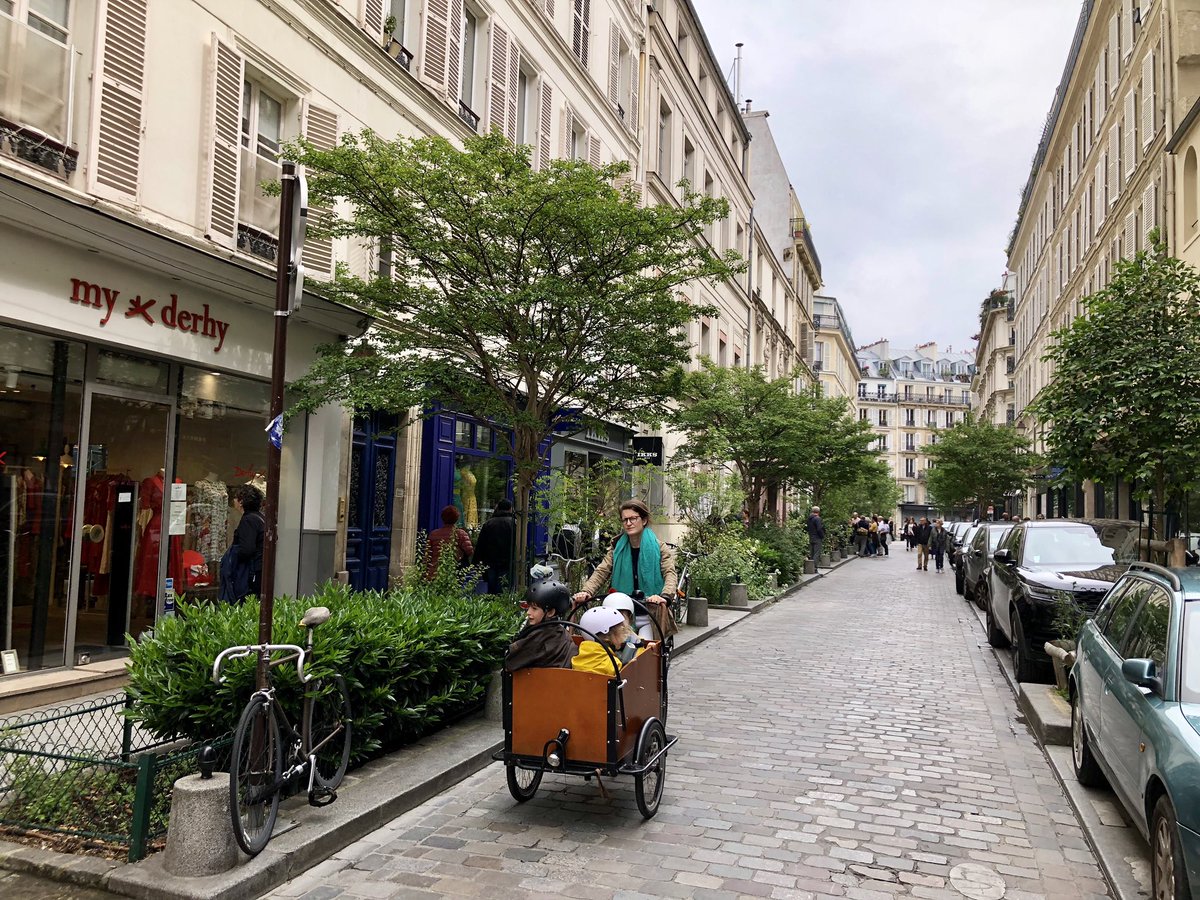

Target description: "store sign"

left=632, top=436, right=663, bottom=466
left=69, top=278, right=231, bottom=352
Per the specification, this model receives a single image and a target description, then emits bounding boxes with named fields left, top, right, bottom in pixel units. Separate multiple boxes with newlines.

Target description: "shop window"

left=454, top=455, right=507, bottom=533
left=0, top=325, right=85, bottom=672
left=95, top=348, right=170, bottom=394
left=455, top=420, right=474, bottom=449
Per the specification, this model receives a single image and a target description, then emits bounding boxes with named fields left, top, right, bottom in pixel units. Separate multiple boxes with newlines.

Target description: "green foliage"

left=279, top=130, right=740, bottom=587
left=690, top=532, right=772, bottom=604
left=819, top=458, right=901, bottom=529
left=1051, top=590, right=1093, bottom=643
left=534, top=459, right=662, bottom=552
left=745, top=521, right=810, bottom=583
left=665, top=465, right=745, bottom=552
left=924, top=414, right=1037, bottom=516
left=126, top=583, right=521, bottom=765
left=2, top=757, right=135, bottom=838
left=1028, top=234, right=1200, bottom=509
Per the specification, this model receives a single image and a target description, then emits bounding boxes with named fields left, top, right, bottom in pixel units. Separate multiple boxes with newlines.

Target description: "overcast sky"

left=689, top=0, right=1083, bottom=354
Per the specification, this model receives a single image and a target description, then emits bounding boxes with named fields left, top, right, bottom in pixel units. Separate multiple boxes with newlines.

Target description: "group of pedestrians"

left=899, top=516, right=951, bottom=573
left=849, top=512, right=893, bottom=557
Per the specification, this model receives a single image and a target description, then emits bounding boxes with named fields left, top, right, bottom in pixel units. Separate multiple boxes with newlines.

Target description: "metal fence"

left=0, top=693, right=230, bottom=861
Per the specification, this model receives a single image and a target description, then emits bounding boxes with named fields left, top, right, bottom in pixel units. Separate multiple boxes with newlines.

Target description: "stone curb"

left=2, top=558, right=852, bottom=900
left=1017, top=682, right=1071, bottom=747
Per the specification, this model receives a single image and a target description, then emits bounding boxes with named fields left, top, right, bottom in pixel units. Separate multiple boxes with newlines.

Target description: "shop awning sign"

left=632, top=436, right=663, bottom=467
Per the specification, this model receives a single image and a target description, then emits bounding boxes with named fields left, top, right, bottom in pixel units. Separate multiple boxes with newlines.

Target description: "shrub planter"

left=728, top=583, right=749, bottom=608
left=819, top=553, right=832, bottom=568
left=839, top=547, right=848, bottom=559
left=803, top=559, right=816, bottom=575
left=687, top=595, right=709, bottom=628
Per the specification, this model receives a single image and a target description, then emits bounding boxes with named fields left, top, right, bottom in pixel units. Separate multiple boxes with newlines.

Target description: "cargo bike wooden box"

left=494, top=611, right=678, bottom=818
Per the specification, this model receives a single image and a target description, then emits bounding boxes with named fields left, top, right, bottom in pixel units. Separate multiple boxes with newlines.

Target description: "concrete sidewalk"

left=0, top=557, right=856, bottom=900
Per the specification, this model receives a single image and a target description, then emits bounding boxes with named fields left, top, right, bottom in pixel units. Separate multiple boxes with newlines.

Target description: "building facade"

left=813, top=294, right=859, bottom=408
left=856, top=341, right=975, bottom=521
left=971, top=281, right=1016, bottom=428
left=1005, top=0, right=1166, bottom=519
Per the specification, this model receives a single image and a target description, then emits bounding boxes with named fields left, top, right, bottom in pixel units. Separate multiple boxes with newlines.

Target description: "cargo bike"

left=493, top=594, right=678, bottom=818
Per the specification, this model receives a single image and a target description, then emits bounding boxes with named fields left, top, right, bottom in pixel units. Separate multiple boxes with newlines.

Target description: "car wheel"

left=955, top=566, right=965, bottom=595
left=1011, top=609, right=1045, bottom=683
left=984, top=585, right=1008, bottom=648
left=1070, top=688, right=1105, bottom=787
left=1151, top=794, right=1192, bottom=900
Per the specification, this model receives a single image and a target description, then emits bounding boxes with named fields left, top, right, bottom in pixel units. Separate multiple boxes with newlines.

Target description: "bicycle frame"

left=213, top=642, right=312, bottom=686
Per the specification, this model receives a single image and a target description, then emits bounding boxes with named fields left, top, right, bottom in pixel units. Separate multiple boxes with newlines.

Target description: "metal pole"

left=258, top=161, right=297, bottom=688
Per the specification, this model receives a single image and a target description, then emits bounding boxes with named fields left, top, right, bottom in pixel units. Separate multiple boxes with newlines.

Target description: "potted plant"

left=1045, top=590, right=1091, bottom=691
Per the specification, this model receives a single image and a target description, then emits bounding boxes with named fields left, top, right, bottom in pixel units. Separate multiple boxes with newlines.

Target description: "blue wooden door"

left=346, top=412, right=398, bottom=592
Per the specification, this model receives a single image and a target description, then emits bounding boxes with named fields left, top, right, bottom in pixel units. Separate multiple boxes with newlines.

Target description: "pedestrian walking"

left=425, top=505, right=474, bottom=581
left=928, top=519, right=950, bottom=573
left=903, top=516, right=915, bottom=551
left=877, top=517, right=890, bottom=555
left=806, top=506, right=825, bottom=563
left=913, top=517, right=932, bottom=570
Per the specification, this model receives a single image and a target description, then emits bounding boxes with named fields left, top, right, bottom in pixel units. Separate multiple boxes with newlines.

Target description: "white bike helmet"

left=601, top=592, right=636, bottom=619
left=579, top=607, right=625, bottom=638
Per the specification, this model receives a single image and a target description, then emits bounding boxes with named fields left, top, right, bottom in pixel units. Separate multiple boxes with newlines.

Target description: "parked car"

left=953, top=524, right=982, bottom=594
left=984, top=518, right=1142, bottom=682
left=961, top=522, right=1013, bottom=608
left=1070, top=562, right=1200, bottom=900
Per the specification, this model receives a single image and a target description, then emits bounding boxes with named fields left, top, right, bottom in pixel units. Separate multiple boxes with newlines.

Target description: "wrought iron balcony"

left=812, top=360, right=823, bottom=372
left=789, top=216, right=822, bottom=280
left=382, top=37, right=413, bottom=71
left=457, top=100, right=480, bottom=132
left=0, top=13, right=79, bottom=176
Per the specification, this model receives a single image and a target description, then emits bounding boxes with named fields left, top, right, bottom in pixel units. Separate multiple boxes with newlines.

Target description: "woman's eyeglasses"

left=621, top=516, right=642, bottom=525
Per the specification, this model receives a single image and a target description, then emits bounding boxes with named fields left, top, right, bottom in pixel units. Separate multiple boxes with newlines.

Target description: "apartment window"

left=905, top=434, right=916, bottom=451
left=905, top=409, right=915, bottom=426
left=858, top=383, right=867, bottom=399
left=961, top=390, right=969, bottom=404
left=859, top=408, right=868, bottom=421
left=718, top=337, right=727, bottom=367
left=930, top=434, right=938, bottom=445
left=657, top=100, right=671, bottom=178
left=698, top=67, right=709, bottom=107
left=682, top=137, right=695, bottom=188
left=572, top=0, right=590, bottom=67
left=241, top=81, right=282, bottom=159
left=387, top=0, right=411, bottom=48
left=946, top=411, right=955, bottom=428
left=876, top=384, right=886, bottom=398
left=20, top=0, right=70, bottom=43
left=238, top=78, right=285, bottom=247
left=515, top=68, right=531, bottom=144
left=676, top=25, right=689, bottom=67
left=905, top=459, right=916, bottom=478
left=459, top=8, right=479, bottom=110
left=926, top=386, right=934, bottom=400
left=878, top=410, right=888, bottom=426
left=926, top=410, right=936, bottom=425
left=904, top=385, right=913, bottom=400
left=700, top=321, right=711, bottom=359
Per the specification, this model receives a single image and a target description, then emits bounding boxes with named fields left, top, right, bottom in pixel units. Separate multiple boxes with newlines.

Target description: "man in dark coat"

left=806, top=506, right=825, bottom=563
left=913, top=517, right=933, bottom=571
left=473, top=499, right=516, bottom=594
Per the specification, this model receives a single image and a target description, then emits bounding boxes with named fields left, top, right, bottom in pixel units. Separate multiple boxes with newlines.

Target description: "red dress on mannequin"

left=133, top=473, right=164, bottom=598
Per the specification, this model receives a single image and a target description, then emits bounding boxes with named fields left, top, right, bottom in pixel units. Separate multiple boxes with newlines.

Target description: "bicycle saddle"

left=301, top=606, right=331, bottom=627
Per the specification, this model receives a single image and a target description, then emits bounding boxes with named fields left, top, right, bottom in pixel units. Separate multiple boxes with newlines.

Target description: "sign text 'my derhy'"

left=69, top=278, right=231, bottom=352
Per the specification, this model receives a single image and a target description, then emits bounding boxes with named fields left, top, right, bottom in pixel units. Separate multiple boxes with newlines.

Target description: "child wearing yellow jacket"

left=571, top=607, right=645, bottom=676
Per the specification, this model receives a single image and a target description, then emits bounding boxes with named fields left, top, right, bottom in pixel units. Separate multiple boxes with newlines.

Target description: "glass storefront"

left=452, top=418, right=508, bottom=537
left=0, top=322, right=271, bottom=673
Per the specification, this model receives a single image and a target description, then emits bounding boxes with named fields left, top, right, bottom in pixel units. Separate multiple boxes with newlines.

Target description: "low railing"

left=458, top=100, right=480, bottom=131
left=0, top=14, right=80, bottom=176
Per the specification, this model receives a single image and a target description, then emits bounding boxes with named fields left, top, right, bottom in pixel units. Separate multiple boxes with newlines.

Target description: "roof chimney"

left=744, top=99, right=752, bottom=113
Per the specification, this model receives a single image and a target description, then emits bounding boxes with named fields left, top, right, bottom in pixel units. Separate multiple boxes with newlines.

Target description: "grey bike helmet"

left=526, top=578, right=572, bottom=618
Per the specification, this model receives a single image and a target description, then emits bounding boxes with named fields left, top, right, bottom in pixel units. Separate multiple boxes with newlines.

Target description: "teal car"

left=1070, top=562, right=1200, bottom=900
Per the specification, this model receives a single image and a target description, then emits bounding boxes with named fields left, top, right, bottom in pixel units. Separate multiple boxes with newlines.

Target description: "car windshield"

left=1023, top=524, right=1124, bottom=567
left=1184, top=604, right=1200, bottom=704
left=988, top=525, right=1014, bottom=551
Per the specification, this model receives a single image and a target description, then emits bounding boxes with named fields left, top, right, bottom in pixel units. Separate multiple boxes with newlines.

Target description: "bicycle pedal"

left=308, top=787, right=337, bottom=807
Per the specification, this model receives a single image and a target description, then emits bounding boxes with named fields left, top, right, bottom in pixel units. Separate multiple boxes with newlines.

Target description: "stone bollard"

left=728, top=582, right=749, bottom=608
left=687, top=595, right=709, bottom=628
left=485, top=669, right=504, bottom=722
left=163, top=770, right=239, bottom=876
left=803, top=559, right=816, bottom=575
left=820, top=553, right=832, bottom=568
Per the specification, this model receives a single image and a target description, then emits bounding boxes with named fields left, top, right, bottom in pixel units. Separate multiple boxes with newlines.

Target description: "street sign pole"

left=257, top=161, right=306, bottom=689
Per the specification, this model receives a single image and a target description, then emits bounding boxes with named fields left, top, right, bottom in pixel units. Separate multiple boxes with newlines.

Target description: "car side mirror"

left=993, top=548, right=1013, bottom=565
left=1121, top=658, right=1163, bottom=696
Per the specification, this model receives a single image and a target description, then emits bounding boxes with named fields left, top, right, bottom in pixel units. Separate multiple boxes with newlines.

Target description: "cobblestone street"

left=267, top=553, right=1112, bottom=900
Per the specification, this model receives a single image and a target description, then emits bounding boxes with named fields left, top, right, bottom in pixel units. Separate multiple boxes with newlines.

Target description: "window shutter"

left=1142, top=52, right=1155, bottom=144
left=1124, top=211, right=1136, bottom=257
left=1108, top=16, right=1118, bottom=96
left=1124, top=92, right=1136, bottom=178
left=588, top=133, right=600, bottom=166
left=203, top=34, right=244, bottom=248
left=360, top=0, right=384, bottom=39
left=1143, top=181, right=1158, bottom=241
left=506, top=39, right=521, bottom=142
left=421, top=0, right=463, bottom=100
left=1123, top=0, right=1133, bottom=59
left=543, top=0, right=554, bottom=18
left=1093, top=161, right=1104, bottom=231
left=628, top=52, right=638, bottom=132
left=608, top=23, right=620, bottom=106
left=302, top=102, right=339, bottom=279
left=1108, top=124, right=1119, bottom=205
left=91, top=0, right=149, bottom=202
left=560, top=104, right=575, bottom=157
left=488, top=20, right=509, bottom=136
left=537, top=81, right=553, bottom=169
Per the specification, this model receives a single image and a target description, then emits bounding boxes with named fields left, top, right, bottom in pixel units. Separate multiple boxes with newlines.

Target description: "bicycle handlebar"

left=212, top=643, right=310, bottom=686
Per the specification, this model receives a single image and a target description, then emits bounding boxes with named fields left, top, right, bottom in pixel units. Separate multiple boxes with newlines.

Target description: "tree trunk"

left=512, top=425, right=543, bottom=593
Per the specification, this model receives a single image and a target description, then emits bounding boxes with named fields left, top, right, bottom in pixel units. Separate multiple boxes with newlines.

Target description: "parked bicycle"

left=547, top=552, right=589, bottom=593
left=212, top=605, right=352, bottom=856
left=665, top=544, right=702, bottom=626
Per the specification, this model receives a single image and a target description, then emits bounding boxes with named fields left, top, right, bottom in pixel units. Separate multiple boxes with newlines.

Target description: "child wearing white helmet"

left=571, top=606, right=644, bottom=675
left=601, top=593, right=644, bottom=664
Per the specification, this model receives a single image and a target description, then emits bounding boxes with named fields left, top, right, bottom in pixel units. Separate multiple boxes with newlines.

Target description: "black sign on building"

left=631, top=436, right=663, bottom=466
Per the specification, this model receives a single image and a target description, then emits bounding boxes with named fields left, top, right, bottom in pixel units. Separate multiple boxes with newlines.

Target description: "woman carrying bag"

left=573, top=499, right=678, bottom=640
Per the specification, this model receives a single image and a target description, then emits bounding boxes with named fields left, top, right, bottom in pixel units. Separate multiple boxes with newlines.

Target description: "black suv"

left=983, top=519, right=1141, bottom=682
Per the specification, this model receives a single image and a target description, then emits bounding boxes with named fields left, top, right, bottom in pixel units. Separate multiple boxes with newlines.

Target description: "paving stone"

left=263, top=558, right=1111, bottom=899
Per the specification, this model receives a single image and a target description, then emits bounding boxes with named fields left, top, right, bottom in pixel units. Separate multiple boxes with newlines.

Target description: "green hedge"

left=126, top=582, right=521, bottom=766
left=690, top=532, right=773, bottom=603
left=746, top=522, right=810, bottom=583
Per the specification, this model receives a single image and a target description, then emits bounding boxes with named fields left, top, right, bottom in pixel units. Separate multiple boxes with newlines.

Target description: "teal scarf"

left=611, top=529, right=664, bottom=597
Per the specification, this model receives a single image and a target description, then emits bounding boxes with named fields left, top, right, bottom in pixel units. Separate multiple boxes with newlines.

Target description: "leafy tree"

left=795, top=392, right=881, bottom=511
left=281, top=131, right=739, bottom=585
left=1027, top=235, right=1200, bottom=514
left=664, top=465, right=745, bottom=551
left=923, top=414, right=1038, bottom=518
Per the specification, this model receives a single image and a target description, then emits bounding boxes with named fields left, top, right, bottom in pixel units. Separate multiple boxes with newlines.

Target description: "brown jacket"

left=580, top=537, right=678, bottom=638
left=425, top=525, right=473, bottom=580
left=504, top=624, right=577, bottom=672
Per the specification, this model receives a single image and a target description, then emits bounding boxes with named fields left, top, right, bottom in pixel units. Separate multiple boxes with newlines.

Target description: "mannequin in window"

left=457, top=460, right=478, bottom=530
left=132, top=468, right=165, bottom=611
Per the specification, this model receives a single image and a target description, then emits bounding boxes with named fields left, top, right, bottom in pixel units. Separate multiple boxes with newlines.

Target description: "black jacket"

left=233, top=511, right=265, bottom=573
left=806, top=514, right=825, bottom=540
left=913, top=522, right=933, bottom=546
left=505, top=623, right=577, bottom=672
left=473, top=510, right=516, bottom=570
